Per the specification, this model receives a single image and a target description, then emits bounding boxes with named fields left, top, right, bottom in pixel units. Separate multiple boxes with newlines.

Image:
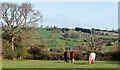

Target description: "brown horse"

left=70, top=51, right=76, bottom=63
left=64, top=51, right=70, bottom=63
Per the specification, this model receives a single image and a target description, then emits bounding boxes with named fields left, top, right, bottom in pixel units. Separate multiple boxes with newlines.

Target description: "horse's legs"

left=89, top=60, right=91, bottom=64
left=92, top=60, right=94, bottom=64
left=89, top=54, right=92, bottom=64
left=73, top=58, right=75, bottom=63
left=67, top=59, right=68, bottom=63
left=65, top=58, right=67, bottom=63
left=72, top=58, right=75, bottom=63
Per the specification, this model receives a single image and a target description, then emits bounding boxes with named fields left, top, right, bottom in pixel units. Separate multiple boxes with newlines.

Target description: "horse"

left=89, top=52, right=96, bottom=64
left=70, top=51, right=76, bottom=63
left=64, top=51, right=70, bottom=63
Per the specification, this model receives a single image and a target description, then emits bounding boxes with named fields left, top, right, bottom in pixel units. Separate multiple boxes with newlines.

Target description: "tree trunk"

left=11, top=36, right=15, bottom=51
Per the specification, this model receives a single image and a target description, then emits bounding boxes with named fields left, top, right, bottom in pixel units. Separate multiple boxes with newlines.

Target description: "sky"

left=31, top=2, right=118, bottom=30
left=0, top=0, right=118, bottom=30
left=1, top=0, right=119, bottom=2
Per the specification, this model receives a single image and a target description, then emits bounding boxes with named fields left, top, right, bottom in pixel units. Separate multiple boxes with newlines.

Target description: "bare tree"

left=82, top=30, right=109, bottom=51
left=0, top=2, right=43, bottom=51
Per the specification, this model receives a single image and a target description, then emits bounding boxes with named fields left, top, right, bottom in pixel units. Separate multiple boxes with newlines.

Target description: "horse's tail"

left=68, top=52, right=70, bottom=59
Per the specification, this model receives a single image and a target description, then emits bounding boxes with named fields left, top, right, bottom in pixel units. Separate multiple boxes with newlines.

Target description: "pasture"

left=2, top=60, right=120, bottom=68
left=35, top=28, right=116, bottom=50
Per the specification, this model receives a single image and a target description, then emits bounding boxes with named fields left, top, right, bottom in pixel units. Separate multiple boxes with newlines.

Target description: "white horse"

left=89, top=52, right=96, bottom=64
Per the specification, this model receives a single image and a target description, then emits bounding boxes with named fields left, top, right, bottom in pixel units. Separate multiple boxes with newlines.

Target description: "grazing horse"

left=89, top=52, right=96, bottom=64
left=64, top=51, right=70, bottom=63
left=70, top=51, right=76, bottom=63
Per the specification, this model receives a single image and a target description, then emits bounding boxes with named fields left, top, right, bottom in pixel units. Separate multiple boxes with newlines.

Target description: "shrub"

left=63, top=30, right=81, bottom=38
left=49, top=52, right=63, bottom=60
left=16, top=47, right=28, bottom=59
left=28, top=45, right=49, bottom=60
left=8, top=51, right=17, bottom=60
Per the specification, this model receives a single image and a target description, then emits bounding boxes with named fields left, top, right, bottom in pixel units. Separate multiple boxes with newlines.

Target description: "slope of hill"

left=32, top=28, right=117, bottom=52
left=37, top=28, right=84, bottom=48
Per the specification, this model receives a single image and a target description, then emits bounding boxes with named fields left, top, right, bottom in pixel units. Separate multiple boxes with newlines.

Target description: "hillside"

left=32, top=28, right=118, bottom=52
left=37, top=28, right=84, bottom=48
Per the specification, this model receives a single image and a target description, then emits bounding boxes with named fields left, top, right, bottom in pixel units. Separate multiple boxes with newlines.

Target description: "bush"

left=28, top=45, right=49, bottom=60
left=63, top=30, right=81, bottom=38
left=16, top=47, right=28, bottom=59
left=110, top=51, right=120, bottom=61
left=49, top=52, right=63, bottom=60
left=74, top=51, right=87, bottom=60
left=7, top=51, right=17, bottom=60
left=75, top=53, right=83, bottom=60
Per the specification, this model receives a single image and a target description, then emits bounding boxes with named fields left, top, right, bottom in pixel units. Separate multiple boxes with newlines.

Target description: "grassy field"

left=35, top=28, right=117, bottom=50
left=2, top=60, right=120, bottom=68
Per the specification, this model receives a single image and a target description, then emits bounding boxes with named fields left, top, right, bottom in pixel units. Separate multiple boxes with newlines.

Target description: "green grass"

left=28, top=28, right=118, bottom=50
left=0, top=61, right=1, bottom=69
left=2, top=60, right=120, bottom=68
left=36, top=28, right=87, bottom=48
left=102, top=46, right=113, bottom=52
